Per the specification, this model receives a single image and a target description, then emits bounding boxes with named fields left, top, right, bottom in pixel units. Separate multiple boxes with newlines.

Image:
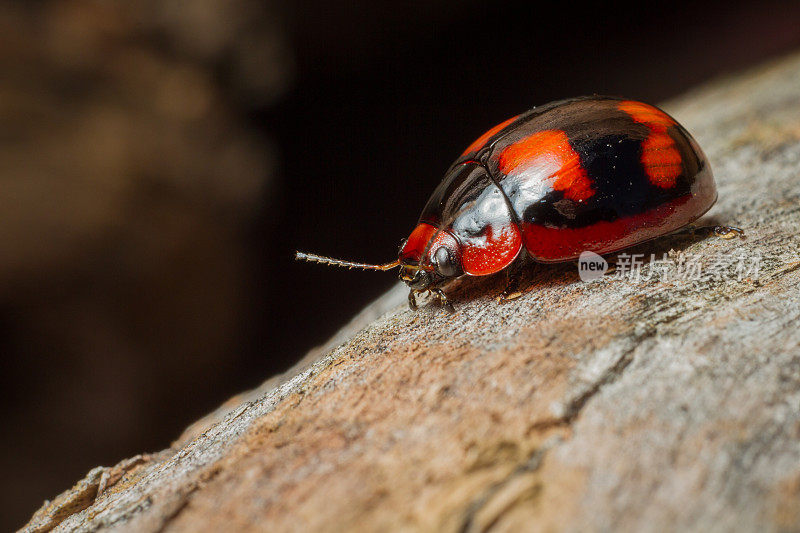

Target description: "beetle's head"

left=397, top=223, right=463, bottom=290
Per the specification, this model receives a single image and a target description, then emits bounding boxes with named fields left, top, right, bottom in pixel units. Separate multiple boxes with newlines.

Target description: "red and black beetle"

left=297, top=96, right=742, bottom=310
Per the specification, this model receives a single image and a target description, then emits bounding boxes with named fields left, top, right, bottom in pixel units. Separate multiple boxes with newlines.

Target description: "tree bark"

left=23, top=51, right=800, bottom=533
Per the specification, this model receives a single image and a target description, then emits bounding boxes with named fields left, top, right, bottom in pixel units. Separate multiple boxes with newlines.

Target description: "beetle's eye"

left=434, top=246, right=459, bottom=277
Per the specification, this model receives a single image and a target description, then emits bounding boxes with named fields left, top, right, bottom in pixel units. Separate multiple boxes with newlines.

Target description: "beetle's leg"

left=431, top=288, right=455, bottom=313
left=712, top=225, right=746, bottom=240
left=674, top=224, right=746, bottom=240
left=498, top=271, right=523, bottom=303
left=498, top=252, right=528, bottom=303
left=408, top=290, right=418, bottom=311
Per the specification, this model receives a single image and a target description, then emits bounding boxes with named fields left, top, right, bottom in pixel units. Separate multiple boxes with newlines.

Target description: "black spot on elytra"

left=523, top=133, right=693, bottom=228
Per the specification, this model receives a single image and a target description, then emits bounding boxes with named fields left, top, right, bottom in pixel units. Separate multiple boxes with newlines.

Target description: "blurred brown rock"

left=23, top=51, right=800, bottom=532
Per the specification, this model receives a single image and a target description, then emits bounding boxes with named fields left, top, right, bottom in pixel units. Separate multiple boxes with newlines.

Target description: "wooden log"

left=23, top=51, right=800, bottom=533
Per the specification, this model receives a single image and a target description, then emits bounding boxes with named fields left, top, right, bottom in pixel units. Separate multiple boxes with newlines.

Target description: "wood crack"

left=458, top=440, right=556, bottom=533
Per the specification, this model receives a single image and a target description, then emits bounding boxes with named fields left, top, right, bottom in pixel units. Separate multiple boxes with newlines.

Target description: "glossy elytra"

left=296, top=96, right=744, bottom=310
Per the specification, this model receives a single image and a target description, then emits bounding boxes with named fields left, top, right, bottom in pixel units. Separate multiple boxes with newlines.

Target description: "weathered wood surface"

left=24, top=52, right=800, bottom=533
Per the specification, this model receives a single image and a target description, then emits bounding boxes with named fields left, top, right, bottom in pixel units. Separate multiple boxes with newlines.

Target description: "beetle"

left=296, top=95, right=743, bottom=311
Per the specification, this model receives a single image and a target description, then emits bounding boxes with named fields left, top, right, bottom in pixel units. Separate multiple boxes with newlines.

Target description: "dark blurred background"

left=2, top=0, right=800, bottom=529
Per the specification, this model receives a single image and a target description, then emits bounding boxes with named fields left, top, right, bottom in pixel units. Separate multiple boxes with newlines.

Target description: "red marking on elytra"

left=641, top=132, right=683, bottom=187
left=618, top=101, right=676, bottom=128
left=497, top=130, right=595, bottom=201
left=460, top=222, right=522, bottom=276
left=461, top=115, right=519, bottom=156
left=619, top=101, right=682, bottom=188
left=522, top=195, right=693, bottom=261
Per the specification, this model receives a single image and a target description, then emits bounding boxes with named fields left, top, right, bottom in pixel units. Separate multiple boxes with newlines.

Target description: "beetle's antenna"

left=295, top=252, right=402, bottom=271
